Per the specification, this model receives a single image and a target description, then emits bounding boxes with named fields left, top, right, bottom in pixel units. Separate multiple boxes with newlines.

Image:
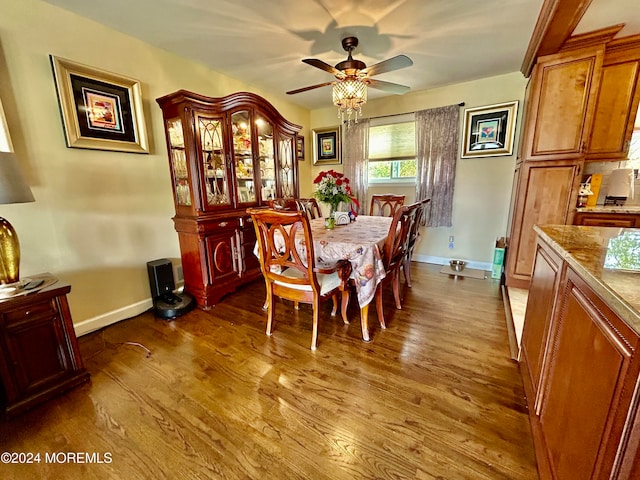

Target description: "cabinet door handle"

left=219, top=221, right=228, bottom=227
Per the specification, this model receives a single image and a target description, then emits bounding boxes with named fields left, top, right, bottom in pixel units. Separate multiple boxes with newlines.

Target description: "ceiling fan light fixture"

left=332, top=78, right=367, bottom=126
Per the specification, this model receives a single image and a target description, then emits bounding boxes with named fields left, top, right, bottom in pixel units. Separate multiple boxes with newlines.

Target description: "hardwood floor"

left=0, top=263, right=538, bottom=479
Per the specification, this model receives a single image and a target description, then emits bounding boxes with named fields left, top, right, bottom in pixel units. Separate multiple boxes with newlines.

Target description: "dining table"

left=253, top=213, right=393, bottom=341
left=301, top=215, right=392, bottom=342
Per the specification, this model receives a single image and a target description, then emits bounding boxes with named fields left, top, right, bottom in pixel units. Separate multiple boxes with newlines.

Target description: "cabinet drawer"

left=3, top=299, right=57, bottom=326
left=212, top=218, right=239, bottom=229
left=198, top=217, right=240, bottom=235
left=574, top=212, right=639, bottom=227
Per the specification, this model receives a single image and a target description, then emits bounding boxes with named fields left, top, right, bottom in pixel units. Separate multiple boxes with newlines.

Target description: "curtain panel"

left=343, top=119, right=369, bottom=214
left=415, top=105, right=460, bottom=227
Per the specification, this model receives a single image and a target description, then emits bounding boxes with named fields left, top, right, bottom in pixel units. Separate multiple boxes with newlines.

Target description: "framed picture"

left=313, top=126, right=341, bottom=165
left=296, top=135, right=305, bottom=160
left=50, top=55, right=149, bottom=153
left=461, top=101, right=518, bottom=158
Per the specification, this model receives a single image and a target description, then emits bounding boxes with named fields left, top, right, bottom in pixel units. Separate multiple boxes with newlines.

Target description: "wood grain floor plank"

left=0, top=263, right=538, bottom=479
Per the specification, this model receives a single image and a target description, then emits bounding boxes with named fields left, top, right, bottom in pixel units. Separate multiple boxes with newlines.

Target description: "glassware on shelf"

left=171, top=149, right=187, bottom=178
left=167, top=118, right=184, bottom=147
left=176, top=180, right=191, bottom=206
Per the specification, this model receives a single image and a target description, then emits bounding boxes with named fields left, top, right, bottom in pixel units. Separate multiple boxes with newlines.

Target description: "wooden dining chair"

left=248, top=208, right=351, bottom=350
left=374, top=202, right=419, bottom=327
left=403, top=198, right=431, bottom=287
left=267, top=198, right=298, bottom=210
left=296, top=198, right=322, bottom=219
left=369, top=194, right=405, bottom=217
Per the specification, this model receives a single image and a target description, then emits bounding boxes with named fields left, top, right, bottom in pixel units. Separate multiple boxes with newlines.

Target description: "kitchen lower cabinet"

left=539, top=268, right=638, bottom=479
left=574, top=212, right=640, bottom=227
left=521, top=229, right=640, bottom=480
left=519, top=243, right=564, bottom=411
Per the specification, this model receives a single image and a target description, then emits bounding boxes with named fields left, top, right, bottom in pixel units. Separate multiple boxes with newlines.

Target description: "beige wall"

left=309, top=72, right=528, bottom=269
left=0, top=0, right=527, bottom=334
left=0, top=0, right=310, bottom=332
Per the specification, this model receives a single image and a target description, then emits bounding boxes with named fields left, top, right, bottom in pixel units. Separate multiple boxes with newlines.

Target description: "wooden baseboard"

left=501, top=285, right=520, bottom=361
left=519, top=355, right=553, bottom=480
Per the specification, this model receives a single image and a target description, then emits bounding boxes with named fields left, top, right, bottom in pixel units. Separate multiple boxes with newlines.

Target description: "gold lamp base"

left=0, top=216, right=20, bottom=285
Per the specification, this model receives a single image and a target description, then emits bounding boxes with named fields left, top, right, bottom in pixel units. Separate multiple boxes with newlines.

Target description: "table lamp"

left=0, top=151, right=35, bottom=284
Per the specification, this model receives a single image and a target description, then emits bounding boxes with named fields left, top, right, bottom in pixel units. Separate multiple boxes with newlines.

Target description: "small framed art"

left=296, top=135, right=305, bottom=160
left=312, top=126, right=341, bottom=165
left=461, top=101, right=518, bottom=158
left=50, top=55, right=149, bottom=153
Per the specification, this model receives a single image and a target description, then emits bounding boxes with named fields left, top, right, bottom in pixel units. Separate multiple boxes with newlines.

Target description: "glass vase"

left=324, top=204, right=337, bottom=229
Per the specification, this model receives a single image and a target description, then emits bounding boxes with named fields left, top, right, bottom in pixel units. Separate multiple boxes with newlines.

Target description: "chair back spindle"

left=370, top=194, right=405, bottom=217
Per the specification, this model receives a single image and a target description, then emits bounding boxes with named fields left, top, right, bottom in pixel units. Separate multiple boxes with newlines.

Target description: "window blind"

left=369, top=122, right=415, bottom=161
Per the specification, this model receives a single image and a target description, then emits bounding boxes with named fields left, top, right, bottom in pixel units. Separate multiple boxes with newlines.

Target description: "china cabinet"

left=156, top=90, right=301, bottom=308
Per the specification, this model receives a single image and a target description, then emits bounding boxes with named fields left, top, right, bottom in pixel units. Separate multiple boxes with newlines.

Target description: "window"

left=628, top=129, right=640, bottom=171
left=368, top=121, right=416, bottom=183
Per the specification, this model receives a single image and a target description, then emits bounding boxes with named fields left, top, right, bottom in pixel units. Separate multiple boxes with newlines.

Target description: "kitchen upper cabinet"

left=156, top=90, right=301, bottom=308
left=587, top=37, right=640, bottom=160
left=521, top=47, right=603, bottom=160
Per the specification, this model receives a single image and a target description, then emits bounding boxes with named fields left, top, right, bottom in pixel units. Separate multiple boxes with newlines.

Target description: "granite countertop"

left=534, top=225, right=640, bottom=332
left=576, top=206, right=640, bottom=214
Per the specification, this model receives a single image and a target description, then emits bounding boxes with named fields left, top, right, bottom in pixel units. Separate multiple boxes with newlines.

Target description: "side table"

left=0, top=275, right=90, bottom=417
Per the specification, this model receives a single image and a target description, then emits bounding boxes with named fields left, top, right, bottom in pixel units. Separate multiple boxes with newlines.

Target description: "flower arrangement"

left=313, top=170, right=356, bottom=215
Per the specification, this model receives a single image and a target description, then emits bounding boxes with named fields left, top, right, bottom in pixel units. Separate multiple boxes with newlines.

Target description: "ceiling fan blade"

left=361, top=55, right=413, bottom=77
left=366, top=79, right=411, bottom=95
left=286, top=81, right=335, bottom=95
left=302, top=58, right=345, bottom=77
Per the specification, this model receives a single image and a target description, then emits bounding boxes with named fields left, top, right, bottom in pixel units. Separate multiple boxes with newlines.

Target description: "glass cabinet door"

left=231, top=111, right=257, bottom=204
left=278, top=135, right=295, bottom=198
left=166, top=118, right=190, bottom=206
left=255, top=114, right=275, bottom=202
left=197, top=114, right=231, bottom=208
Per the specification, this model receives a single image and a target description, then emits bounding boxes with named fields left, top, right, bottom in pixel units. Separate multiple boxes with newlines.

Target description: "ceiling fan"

left=286, top=36, right=413, bottom=96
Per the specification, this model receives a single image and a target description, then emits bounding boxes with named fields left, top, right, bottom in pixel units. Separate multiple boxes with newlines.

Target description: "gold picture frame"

left=50, top=55, right=149, bottom=153
left=461, top=101, right=518, bottom=158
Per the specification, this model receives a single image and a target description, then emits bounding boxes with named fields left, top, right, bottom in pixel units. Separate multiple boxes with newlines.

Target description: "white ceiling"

left=42, top=0, right=640, bottom=110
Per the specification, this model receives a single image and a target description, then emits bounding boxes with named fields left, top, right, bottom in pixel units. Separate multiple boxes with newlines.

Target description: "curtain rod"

left=369, top=102, right=465, bottom=121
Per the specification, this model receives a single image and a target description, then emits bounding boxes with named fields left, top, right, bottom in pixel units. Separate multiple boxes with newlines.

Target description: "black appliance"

left=146, top=259, right=195, bottom=319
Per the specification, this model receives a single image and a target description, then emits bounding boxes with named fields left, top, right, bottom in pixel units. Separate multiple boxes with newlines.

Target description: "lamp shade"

left=0, top=151, right=35, bottom=204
